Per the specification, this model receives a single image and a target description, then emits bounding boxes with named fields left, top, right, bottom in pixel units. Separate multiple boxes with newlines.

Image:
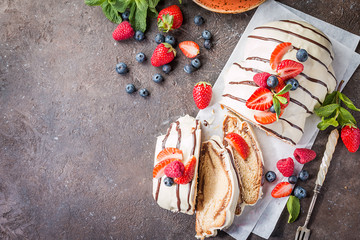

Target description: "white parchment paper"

left=195, top=0, right=360, bottom=239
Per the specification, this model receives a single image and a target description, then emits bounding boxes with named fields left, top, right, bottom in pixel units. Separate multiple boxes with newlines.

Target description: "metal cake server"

left=295, top=129, right=339, bottom=240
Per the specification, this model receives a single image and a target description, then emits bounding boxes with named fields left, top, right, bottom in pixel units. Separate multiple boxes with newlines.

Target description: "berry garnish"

left=164, top=177, right=174, bottom=187
left=122, top=10, right=130, bottom=21
left=164, top=160, right=185, bottom=178
left=165, top=35, right=176, bottom=46
left=276, top=60, right=304, bottom=80
left=202, top=30, right=211, bottom=40
left=156, top=147, right=183, bottom=162
left=136, top=52, right=146, bottom=63
left=267, top=75, right=279, bottom=88
left=184, top=64, right=196, bottom=74
left=269, top=105, right=276, bottom=113
left=341, top=125, right=360, bottom=152
left=246, top=87, right=273, bottom=111
left=116, top=62, right=128, bottom=75
left=254, top=109, right=283, bottom=125
left=286, top=78, right=299, bottom=90
left=155, top=33, right=165, bottom=44
left=298, top=170, right=309, bottom=181
left=224, top=132, right=250, bottom=160
left=134, top=31, right=145, bottom=41
left=179, top=41, right=200, bottom=58
left=288, top=175, right=297, bottom=184
left=271, top=182, right=293, bottom=198
left=191, top=58, right=201, bottom=69
left=193, top=82, right=212, bottom=109
left=270, top=42, right=292, bottom=70
left=153, top=158, right=178, bottom=179
left=293, top=148, right=316, bottom=164
left=194, top=15, right=204, bottom=26
left=204, top=40, right=212, bottom=50
left=157, top=5, right=183, bottom=32
left=293, top=186, right=307, bottom=199
left=174, top=156, right=197, bottom=184
left=296, top=49, right=308, bottom=62
left=265, top=171, right=277, bottom=182
left=162, top=64, right=172, bottom=74
left=112, top=21, right=135, bottom=41
left=151, top=43, right=176, bottom=67
left=125, top=84, right=136, bottom=94
left=253, top=72, right=271, bottom=88
left=277, top=157, right=294, bottom=177
left=139, top=88, right=149, bottom=97
left=152, top=73, right=164, bottom=84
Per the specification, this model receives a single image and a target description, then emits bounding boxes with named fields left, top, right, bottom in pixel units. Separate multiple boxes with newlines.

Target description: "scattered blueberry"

left=135, top=31, right=145, bottom=41
left=296, top=49, right=308, bottom=62
left=155, top=33, right=165, bottom=44
left=299, top=170, right=309, bottom=181
left=152, top=73, right=164, bottom=83
left=191, top=58, right=201, bottom=69
left=125, top=84, right=136, bottom=94
left=288, top=175, right=298, bottom=184
left=116, top=62, right=128, bottom=75
left=265, top=171, right=276, bottom=183
left=139, top=88, right=149, bottom=97
left=122, top=10, right=130, bottom=20
left=164, top=177, right=174, bottom=187
left=270, top=105, right=276, bottom=113
left=194, top=15, right=204, bottom=26
left=286, top=78, right=299, bottom=90
left=162, top=64, right=172, bottom=74
left=136, top=52, right=146, bottom=63
left=202, top=30, right=212, bottom=40
left=267, top=75, right=279, bottom=88
left=165, top=35, right=176, bottom=46
left=294, top=186, right=307, bottom=199
left=204, top=39, right=212, bottom=50
left=184, top=64, right=195, bottom=74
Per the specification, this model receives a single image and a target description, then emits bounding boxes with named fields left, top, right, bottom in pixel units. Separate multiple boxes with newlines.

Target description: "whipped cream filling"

left=221, top=20, right=337, bottom=145
left=152, top=115, right=201, bottom=215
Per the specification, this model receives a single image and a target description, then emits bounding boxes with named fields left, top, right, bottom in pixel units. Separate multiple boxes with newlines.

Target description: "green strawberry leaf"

left=322, top=91, right=338, bottom=106
left=273, top=97, right=281, bottom=121
left=314, top=103, right=339, bottom=117
left=338, top=107, right=357, bottom=126
left=276, top=96, right=288, bottom=105
left=338, top=92, right=360, bottom=111
left=317, top=116, right=339, bottom=130
left=287, top=196, right=300, bottom=223
left=275, top=83, right=292, bottom=96
left=85, top=0, right=106, bottom=6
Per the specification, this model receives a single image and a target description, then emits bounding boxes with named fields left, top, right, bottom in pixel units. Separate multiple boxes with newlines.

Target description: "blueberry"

left=296, top=49, right=308, bottom=62
left=164, top=177, right=174, bottom=187
left=152, top=73, right=164, bottom=83
left=135, top=52, right=146, bottom=63
left=191, top=58, right=201, bottom=69
left=135, top=31, right=145, bottom=41
left=155, top=33, right=165, bottom=44
left=202, top=30, right=212, bottom=40
left=184, top=64, right=195, bottom=74
left=288, top=175, right=298, bottom=184
left=194, top=15, right=204, bottom=26
left=294, top=186, right=307, bottom=199
left=286, top=78, right=299, bottom=90
left=122, top=10, right=130, bottom=20
left=265, top=171, right=276, bottom=183
left=139, top=88, right=149, bottom=97
left=165, top=35, right=176, bottom=46
left=162, top=64, right=172, bottom=74
left=116, top=62, right=128, bottom=75
left=299, top=170, right=309, bottom=181
left=204, top=39, right=212, bottom=50
left=125, top=84, right=136, bottom=94
left=267, top=75, right=279, bottom=88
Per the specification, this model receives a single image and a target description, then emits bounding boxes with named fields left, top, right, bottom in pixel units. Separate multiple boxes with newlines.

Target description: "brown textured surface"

left=0, top=0, right=359, bottom=239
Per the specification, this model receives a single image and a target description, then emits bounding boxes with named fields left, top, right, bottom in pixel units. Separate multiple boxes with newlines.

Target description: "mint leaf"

left=275, top=83, right=292, bottom=96
left=339, top=92, right=360, bottom=111
left=317, top=116, right=339, bottom=130
left=85, top=0, right=106, bottom=6
left=112, top=0, right=131, bottom=12
left=148, top=0, right=161, bottom=8
left=322, top=91, right=338, bottom=106
left=314, top=103, right=339, bottom=117
left=276, top=96, right=288, bottom=104
left=101, top=1, right=122, bottom=24
left=273, top=97, right=281, bottom=121
left=128, top=1, right=136, bottom=27
left=287, top=196, right=300, bottom=223
left=133, top=0, right=148, bottom=32
left=338, top=107, right=357, bottom=126
left=135, top=0, right=148, bottom=11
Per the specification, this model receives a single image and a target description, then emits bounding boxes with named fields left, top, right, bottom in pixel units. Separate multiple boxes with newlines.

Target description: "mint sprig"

left=272, top=83, right=292, bottom=120
left=287, top=196, right=300, bottom=223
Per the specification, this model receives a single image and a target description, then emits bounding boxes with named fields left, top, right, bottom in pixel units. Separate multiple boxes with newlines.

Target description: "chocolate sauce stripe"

left=298, top=85, right=322, bottom=105
left=290, top=98, right=313, bottom=114
left=279, top=117, right=304, bottom=133
left=229, top=80, right=258, bottom=87
left=226, top=148, right=242, bottom=197
left=254, top=26, right=334, bottom=60
left=175, top=121, right=181, bottom=149
left=233, top=62, right=263, bottom=74
left=222, top=94, right=247, bottom=103
left=260, top=125, right=296, bottom=145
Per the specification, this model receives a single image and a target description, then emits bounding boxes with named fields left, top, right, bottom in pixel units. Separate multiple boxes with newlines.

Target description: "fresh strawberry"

left=276, top=60, right=304, bottom=80
left=157, top=5, right=183, bottom=32
left=174, top=156, right=196, bottom=184
left=193, top=82, right=212, bottom=109
left=246, top=87, right=273, bottom=111
left=156, top=147, right=183, bottom=162
left=341, top=125, right=360, bottom=152
left=271, top=182, right=293, bottom=198
left=274, top=80, right=290, bottom=109
left=253, top=72, right=271, bottom=88
left=224, top=132, right=250, bottom=160
left=164, top=160, right=185, bottom=178
left=293, top=148, right=316, bottom=164
left=112, top=21, right=135, bottom=41
left=179, top=41, right=200, bottom=58
left=270, top=42, right=292, bottom=70
left=153, top=158, right=178, bottom=179
left=151, top=43, right=177, bottom=67
left=277, top=157, right=294, bottom=177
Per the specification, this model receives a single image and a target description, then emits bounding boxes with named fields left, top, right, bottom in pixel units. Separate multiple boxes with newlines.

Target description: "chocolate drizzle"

left=246, top=56, right=270, bottom=63
left=222, top=94, right=247, bottom=103
left=175, top=121, right=181, bottom=149
left=176, top=184, right=181, bottom=212
left=290, top=98, right=313, bottom=114
left=226, top=148, right=242, bottom=197
left=299, top=73, right=328, bottom=91
left=162, top=123, right=173, bottom=149
left=229, top=80, right=258, bottom=87
left=279, top=118, right=304, bottom=133
left=298, top=85, right=322, bottom=105
left=155, top=178, right=161, bottom=202
left=260, top=125, right=296, bottom=145
left=233, top=62, right=262, bottom=74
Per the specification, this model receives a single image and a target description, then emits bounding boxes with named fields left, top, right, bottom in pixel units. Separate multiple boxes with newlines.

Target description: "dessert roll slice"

left=223, top=113, right=264, bottom=208
left=196, top=136, right=240, bottom=239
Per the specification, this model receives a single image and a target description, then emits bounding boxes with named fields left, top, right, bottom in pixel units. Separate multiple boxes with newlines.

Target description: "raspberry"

left=164, top=160, right=185, bottom=178
left=293, top=148, right=316, bottom=164
left=276, top=157, right=294, bottom=177
left=112, top=21, right=134, bottom=41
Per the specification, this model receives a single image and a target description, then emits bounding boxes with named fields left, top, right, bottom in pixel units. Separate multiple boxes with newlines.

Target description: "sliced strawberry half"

left=271, top=182, right=293, bottom=198
left=254, top=109, right=284, bottom=125
left=153, top=158, right=178, bottom=179
left=174, top=156, right=197, bottom=184
left=156, top=147, right=183, bottom=162
left=246, top=87, right=273, bottom=111
left=253, top=72, right=271, bottom=88
left=276, top=60, right=304, bottom=80
left=224, top=132, right=250, bottom=160
left=179, top=41, right=200, bottom=58
left=275, top=80, right=290, bottom=109
left=270, top=42, right=292, bottom=70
